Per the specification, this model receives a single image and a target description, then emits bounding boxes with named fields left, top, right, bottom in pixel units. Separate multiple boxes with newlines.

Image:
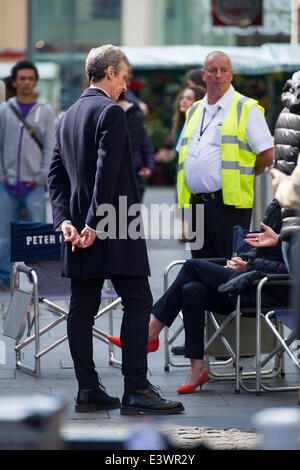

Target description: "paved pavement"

left=0, top=186, right=299, bottom=451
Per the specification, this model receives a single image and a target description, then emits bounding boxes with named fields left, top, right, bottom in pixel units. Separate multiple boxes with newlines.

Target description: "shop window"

left=92, top=0, right=121, bottom=19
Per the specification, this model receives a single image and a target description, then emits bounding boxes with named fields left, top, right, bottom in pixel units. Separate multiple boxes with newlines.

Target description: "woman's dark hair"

left=3, top=76, right=16, bottom=98
left=171, top=84, right=206, bottom=140
left=183, top=68, right=205, bottom=87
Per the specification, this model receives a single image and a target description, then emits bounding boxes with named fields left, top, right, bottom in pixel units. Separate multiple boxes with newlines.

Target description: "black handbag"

left=218, top=270, right=265, bottom=295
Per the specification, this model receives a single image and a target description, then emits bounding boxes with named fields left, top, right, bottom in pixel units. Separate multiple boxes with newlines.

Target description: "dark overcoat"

left=48, top=87, right=150, bottom=279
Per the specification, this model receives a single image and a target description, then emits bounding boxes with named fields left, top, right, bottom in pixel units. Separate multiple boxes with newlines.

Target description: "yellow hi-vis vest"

left=177, top=91, right=264, bottom=209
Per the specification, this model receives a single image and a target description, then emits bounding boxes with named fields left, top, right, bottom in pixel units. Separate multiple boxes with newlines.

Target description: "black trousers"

left=152, top=259, right=235, bottom=359
left=190, top=192, right=252, bottom=259
left=67, top=275, right=152, bottom=393
left=152, top=258, right=289, bottom=359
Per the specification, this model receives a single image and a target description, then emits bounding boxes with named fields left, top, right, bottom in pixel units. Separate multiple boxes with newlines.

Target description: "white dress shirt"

left=176, top=85, right=274, bottom=194
left=89, top=85, right=110, bottom=98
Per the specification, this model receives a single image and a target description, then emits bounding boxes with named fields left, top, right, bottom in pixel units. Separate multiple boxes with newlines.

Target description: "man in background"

left=0, top=59, right=55, bottom=290
left=176, top=50, right=274, bottom=259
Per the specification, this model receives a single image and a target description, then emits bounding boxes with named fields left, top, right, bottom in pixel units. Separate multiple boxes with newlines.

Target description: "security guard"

left=177, top=51, right=274, bottom=259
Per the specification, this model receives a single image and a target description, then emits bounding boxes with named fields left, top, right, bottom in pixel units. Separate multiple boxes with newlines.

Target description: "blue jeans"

left=0, top=184, right=46, bottom=287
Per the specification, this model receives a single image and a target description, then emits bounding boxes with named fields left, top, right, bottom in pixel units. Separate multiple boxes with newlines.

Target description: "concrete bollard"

left=0, top=394, right=66, bottom=450
left=252, top=407, right=300, bottom=450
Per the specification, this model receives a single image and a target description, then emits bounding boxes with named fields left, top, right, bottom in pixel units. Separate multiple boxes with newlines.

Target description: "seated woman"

left=109, top=199, right=290, bottom=394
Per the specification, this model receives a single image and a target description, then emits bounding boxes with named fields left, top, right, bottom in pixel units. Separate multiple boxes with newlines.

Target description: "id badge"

left=187, top=143, right=200, bottom=159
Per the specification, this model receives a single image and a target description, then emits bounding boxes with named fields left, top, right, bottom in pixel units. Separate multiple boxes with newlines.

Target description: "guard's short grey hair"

left=203, top=51, right=232, bottom=69
left=85, top=44, right=129, bottom=84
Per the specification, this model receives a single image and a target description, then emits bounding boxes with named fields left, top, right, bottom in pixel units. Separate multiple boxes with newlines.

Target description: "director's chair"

left=2, top=221, right=121, bottom=377
left=163, top=259, right=291, bottom=394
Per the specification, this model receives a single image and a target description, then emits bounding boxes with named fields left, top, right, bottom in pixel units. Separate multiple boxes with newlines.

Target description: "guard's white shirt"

left=176, top=85, right=274, bottom=194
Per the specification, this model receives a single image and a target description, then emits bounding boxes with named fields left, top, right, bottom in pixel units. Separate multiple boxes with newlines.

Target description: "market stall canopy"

left=0, top=62, right=60, bottom=80
left=121, top=43, right=300, bottom=75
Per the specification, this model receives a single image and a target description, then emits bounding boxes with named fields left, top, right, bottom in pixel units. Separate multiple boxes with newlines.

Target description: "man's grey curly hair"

left=85, top=44, right=129, bottom=84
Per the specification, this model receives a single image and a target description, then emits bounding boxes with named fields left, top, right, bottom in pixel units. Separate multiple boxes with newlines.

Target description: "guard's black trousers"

left=190, top=191, right=252, bottom=259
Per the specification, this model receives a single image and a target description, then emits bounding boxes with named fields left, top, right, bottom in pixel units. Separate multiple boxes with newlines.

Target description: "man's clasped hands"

left=61, top=222, right=97, bottom=252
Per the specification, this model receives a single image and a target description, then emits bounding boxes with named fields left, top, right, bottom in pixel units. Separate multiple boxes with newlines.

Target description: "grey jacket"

left=0, top=97, right=55, bottom=186
left=273, top=71, right=300, bottom=175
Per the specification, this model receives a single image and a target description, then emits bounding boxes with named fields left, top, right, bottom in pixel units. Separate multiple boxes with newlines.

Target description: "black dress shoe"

left=171, top=344, right=185, bottom=355
left=75, top=384, right=120, bottom=412
left=121, top=383, right=184, bottom=415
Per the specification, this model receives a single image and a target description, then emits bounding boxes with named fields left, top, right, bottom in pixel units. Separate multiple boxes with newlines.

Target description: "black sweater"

left=243, top=199, right=287, bottom=275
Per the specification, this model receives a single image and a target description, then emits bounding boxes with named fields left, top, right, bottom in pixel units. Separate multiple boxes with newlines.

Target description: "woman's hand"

left=244, top=222, right=278, bottom=248
left=226, top=257, right=248, bottom=273
left=269, top=168, right=289, bottom=190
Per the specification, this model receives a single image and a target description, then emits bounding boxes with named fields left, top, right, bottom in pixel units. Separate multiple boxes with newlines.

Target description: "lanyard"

left=199, top=106, right=221, bottom=138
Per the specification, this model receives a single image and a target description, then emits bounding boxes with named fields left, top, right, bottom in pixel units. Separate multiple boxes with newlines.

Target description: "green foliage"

left=145, top=117, right=170, bottom=151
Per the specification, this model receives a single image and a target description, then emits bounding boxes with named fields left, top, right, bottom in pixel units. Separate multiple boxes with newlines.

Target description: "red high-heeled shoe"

left=177, top=370, right=209, bottom=394
left=107, top=336, right=159, bottom=353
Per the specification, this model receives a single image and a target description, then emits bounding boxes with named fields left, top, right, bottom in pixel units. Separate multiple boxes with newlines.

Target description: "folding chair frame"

left=163, top=258, right=232, bottom=372
left=163, top=260, right=188, bottom=371
left=236, top=276, right=300, bottom=394
left=163, top=260, right=291, bottom=394
left=163, top=259, right=261, bottom=376
left=11, top=262, right=122, bottom=377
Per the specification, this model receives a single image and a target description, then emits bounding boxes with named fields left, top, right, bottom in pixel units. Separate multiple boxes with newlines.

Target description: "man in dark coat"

left=48, top=44, right=183, bottom=415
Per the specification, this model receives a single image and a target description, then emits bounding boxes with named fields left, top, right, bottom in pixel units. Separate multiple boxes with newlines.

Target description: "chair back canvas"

left=10, top=221, right=62, bottom=262
left=10, top=221, right=70, bottom=299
